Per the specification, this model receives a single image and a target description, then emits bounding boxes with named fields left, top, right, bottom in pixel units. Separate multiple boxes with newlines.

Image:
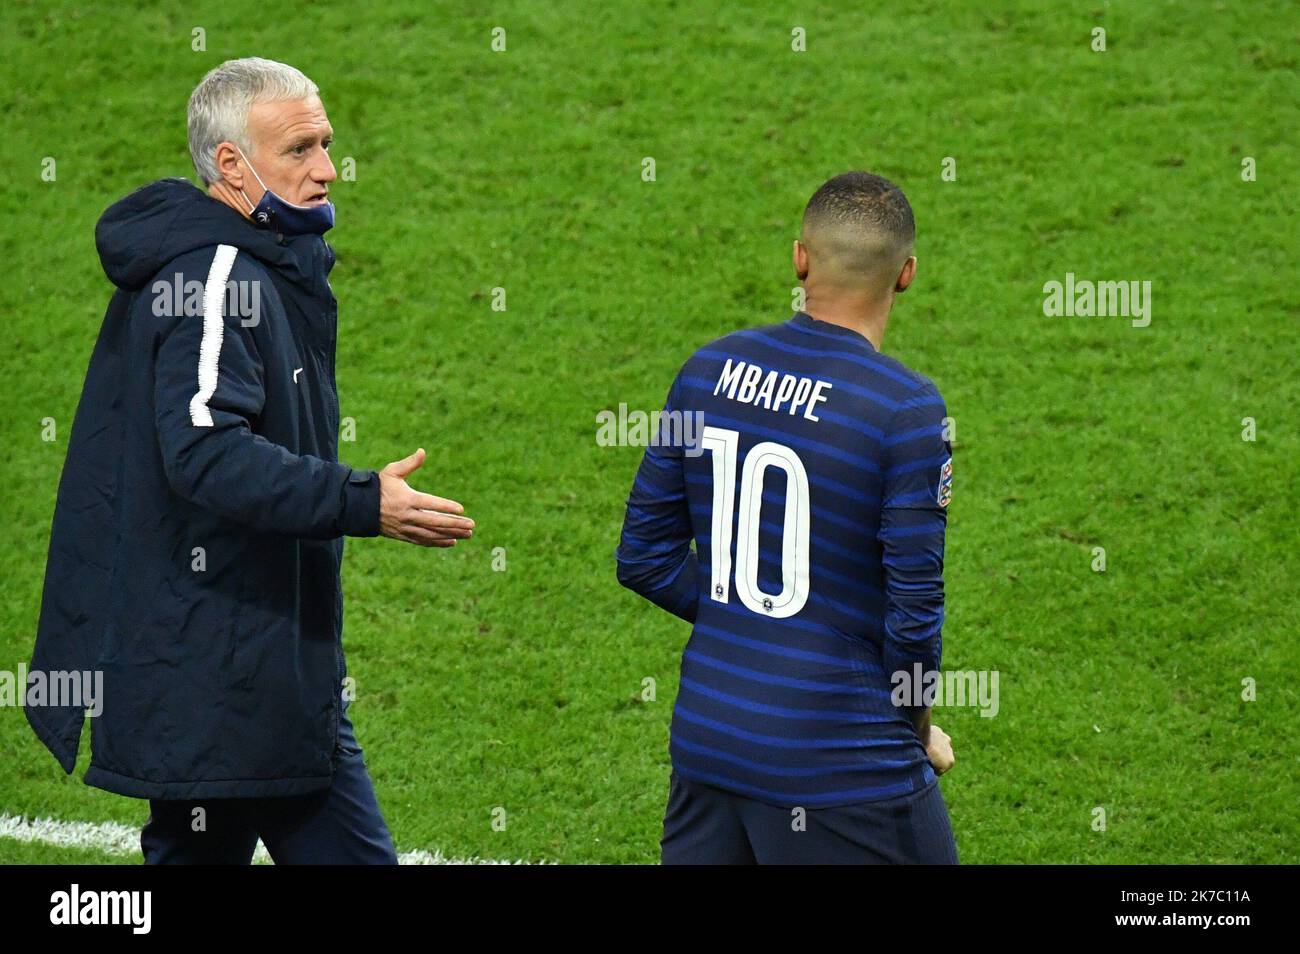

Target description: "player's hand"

left=378, top=448, right=475, bottom=547
left=927, top=723, right=955, bottom=776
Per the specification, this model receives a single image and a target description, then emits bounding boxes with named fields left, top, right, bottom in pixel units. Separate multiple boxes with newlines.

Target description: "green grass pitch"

left=0, top=0, right=1296, bottom=863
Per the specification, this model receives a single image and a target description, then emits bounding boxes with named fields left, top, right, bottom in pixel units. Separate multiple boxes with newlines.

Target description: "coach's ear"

left=895, top=255, right=917, bottom=294
left=793, top=239, right=809, bottom=282
left=213, top=141, right=247, bottom=191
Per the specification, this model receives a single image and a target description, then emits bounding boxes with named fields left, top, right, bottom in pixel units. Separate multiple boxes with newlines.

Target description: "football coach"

left=25, top=57, right=475, bottom=864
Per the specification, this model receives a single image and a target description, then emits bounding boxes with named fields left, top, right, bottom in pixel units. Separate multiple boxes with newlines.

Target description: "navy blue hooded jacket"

left=26, top=178, right=382, bottom=799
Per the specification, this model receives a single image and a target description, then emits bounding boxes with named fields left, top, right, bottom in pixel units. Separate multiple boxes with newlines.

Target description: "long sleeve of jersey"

left=876, top=383, right=952, bottom=691
left=615, top=375, right=700, bottom=622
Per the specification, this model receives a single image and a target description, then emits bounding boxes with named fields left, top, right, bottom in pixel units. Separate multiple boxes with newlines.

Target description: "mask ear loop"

left=234, top=145, right=268, bottom=213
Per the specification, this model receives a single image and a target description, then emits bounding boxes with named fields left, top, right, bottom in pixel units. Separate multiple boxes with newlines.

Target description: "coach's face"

left=229, top=96, right=336, bottom=207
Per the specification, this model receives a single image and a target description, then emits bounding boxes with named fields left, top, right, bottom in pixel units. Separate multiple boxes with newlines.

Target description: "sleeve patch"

left=937, top=457, right=953, bottom=508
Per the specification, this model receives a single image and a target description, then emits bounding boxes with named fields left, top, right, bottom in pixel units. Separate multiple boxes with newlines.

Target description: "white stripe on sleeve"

left=188, top=244, right=239, bottom=427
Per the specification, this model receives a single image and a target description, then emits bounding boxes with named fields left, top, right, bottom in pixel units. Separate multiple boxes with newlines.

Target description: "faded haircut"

left=801, top=172, right=915, bottom=290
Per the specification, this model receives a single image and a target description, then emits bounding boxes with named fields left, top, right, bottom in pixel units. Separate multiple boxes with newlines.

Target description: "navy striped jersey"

left=616, top=310, right=952, bottom=808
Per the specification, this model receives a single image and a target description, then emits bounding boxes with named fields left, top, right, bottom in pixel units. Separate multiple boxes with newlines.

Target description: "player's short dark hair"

left=802, top=172, right=915, bottom=252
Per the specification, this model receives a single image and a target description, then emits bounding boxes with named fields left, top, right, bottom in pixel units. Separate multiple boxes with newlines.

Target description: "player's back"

left=665, top=310, right=950, bottom=808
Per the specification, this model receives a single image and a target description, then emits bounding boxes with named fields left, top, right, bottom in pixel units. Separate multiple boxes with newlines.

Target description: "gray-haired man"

left=27, top=57, right=473, bottom=863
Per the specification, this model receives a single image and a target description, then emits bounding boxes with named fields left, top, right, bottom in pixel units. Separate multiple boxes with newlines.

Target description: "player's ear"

left=895, top=255, right=917, bottom=294
left=793, top=240, right=809, bottom=282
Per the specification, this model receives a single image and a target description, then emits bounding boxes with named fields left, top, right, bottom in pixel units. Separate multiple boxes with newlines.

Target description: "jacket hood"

left=95, top=177, right=321, bottom=291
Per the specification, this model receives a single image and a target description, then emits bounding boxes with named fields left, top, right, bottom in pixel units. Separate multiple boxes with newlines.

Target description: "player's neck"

left=801, top=296, right=890, bottom=350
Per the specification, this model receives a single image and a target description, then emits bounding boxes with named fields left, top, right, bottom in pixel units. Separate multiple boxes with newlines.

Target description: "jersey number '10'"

left=701, top=425, right=810, bottom=618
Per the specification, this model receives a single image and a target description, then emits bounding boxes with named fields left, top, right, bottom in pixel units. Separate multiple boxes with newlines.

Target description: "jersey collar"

left=788, top=311, right=877, bottom=350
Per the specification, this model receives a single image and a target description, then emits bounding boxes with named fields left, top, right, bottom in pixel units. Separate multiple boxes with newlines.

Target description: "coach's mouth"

left=303, top=191, right=329, bottom=205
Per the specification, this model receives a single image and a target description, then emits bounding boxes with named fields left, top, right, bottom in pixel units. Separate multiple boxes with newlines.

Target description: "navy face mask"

left=236, top=146, right=335, bottom=236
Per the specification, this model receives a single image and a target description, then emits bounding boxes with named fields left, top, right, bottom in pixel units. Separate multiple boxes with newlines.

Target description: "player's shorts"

left=660, top=769, right=959, bottom=864
left=140, top=703, right=397, bottom=865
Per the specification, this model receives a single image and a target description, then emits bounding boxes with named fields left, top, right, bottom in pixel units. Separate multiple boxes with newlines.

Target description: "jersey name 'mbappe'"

left=713, top=358, right=833, bottom=421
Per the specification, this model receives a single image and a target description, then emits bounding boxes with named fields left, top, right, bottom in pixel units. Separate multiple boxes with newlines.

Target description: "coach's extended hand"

left=378, top=448, right=475, bottom=547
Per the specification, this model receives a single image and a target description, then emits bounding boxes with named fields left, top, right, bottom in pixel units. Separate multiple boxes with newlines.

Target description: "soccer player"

left=616, top=172, right=958, bottom=864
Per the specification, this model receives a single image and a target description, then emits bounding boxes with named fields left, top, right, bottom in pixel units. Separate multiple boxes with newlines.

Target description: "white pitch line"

left=0, top=813, right=140, bottom=857
left=0, top=813, right=535, bottom=865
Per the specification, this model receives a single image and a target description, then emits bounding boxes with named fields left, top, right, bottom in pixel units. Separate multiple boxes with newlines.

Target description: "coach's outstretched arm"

left=615, top=377, right=700, bottom=622
left=877, top=383, right=953, bottom=743
left=153, top=250, right=473, bottom=544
